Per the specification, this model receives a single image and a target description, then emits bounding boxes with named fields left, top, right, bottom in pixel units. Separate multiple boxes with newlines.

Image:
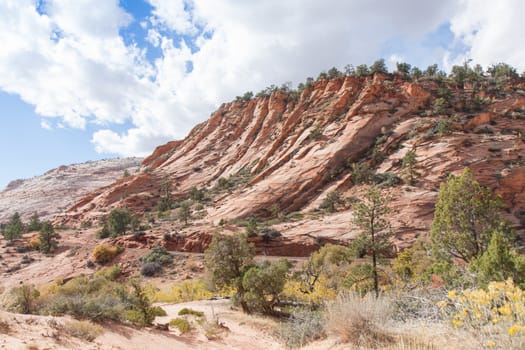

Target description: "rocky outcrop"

left=59, top=74, right=525, bottom=251
left=0, top=158, right=142, bottom=222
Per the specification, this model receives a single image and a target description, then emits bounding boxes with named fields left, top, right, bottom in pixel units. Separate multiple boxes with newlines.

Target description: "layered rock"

left=59, top=74, right=525, bottom=251
left=0, top=158, right=142, bottom=222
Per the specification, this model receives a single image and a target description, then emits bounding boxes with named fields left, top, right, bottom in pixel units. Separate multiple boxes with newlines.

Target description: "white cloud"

left=448, top=0, right=525, bottom=71
left=2, top=0, right=524, bottom=158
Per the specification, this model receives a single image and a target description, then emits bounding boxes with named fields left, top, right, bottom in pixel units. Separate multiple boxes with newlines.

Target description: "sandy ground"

left=0, top=299, right=287, bottom=350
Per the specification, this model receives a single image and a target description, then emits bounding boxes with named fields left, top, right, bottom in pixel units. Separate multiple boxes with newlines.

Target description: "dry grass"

left=384, top=336, right=438, bottom=350
left=279, top=309, right=325, bottom=349
left=325, top=292, right=395, bottom=348
left=62, top=319, right=103, bottom=342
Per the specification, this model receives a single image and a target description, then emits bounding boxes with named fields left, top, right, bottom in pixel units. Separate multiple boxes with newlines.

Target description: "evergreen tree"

left=177, top=201, right=192, bottom=225
left=469, top=230, right=518, bottom=285
left=352, top=186, right=393, bottom=298
left=4, top=212, right=23, bottom=241
left=27, top=212, right=42, bottom=232
left=370, top=59, right=388, bottom=75
left=39, top=221, right=59, bottom=254
left=204, top=233, right=254, bottom=313
left=402, top=149, right=418, bottom=184
left=431, top=168, right=506, bottom=263
left=107, top=208, right=132, bottom=236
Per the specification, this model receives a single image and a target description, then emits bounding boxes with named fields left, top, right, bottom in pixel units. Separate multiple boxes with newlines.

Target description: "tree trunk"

left=237, top=286, right=251, bottom=314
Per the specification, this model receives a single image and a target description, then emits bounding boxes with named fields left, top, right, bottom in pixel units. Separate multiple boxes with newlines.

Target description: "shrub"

left=125, top=280, right=164, bottom=326
left=279, top=309, right=325, bottom=349
left=141, top=262, right=162, bottom=277
left=107, top=208, right=133, bottom=236
left=439, top=279, right=525, bottom=349
left=39, top=221, right=59, bottom=254
left=205, top=233, right=254, bottom=313
left=63, top=320, right=103, bottom=342
left=350, top=162, right=372, bottom=185
left=178, top=307, right=204, bottom=317
left=152, top=279, right=214, bottom=303
left=7, top=284, right=40, bottom=314
left=431, top=168, right=507, bottom=264
left=319, top=191, right=345, bottom=213
left=242, top=259, right=290, bottom=315
left=92, top=244, right=123, bottom=264
left=26, top=236, right=41, bottom=251
left=96, top=224, right=111, bottom=239
left=169, top=318, right=192, bottom=333
left=325, top=292, right=394, bottom=347
left=141, top=245, right=173, bottom=265
left=260, top=227, right=282, bottom=243
left=94, top=265, right=121, bottom=281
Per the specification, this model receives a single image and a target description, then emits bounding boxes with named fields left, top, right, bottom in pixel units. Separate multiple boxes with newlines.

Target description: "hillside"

left=58, top=72, right=525, bottom=253
left=0, top=158, right=142, bottom=222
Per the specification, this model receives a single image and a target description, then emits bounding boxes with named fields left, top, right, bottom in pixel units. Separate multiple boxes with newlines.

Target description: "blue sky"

left=0, top=0, right=524, bottom=189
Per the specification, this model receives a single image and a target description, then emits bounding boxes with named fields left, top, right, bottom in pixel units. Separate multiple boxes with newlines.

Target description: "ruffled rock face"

left=0, top=158, right=142, bottom=222
left=58, top=74, right=525, bottom=252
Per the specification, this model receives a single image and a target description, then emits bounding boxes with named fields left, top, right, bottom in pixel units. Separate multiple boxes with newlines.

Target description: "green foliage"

left=352, top=186, right=393, bottom=297
left=125, top=279, right=162, bottom=326
left=236, top=91, right=253, bottom=102
left=487, top=62, right=518, bottom=80
left=26, top=212, right=42, bottom=232
left=96, top=222, right=111, bottom=239
left=431, top=168, right=506, bottom=263
left=178, top=307, right=204, bottom=317
left=300, top=243, right=352, bottom=294
left=3, top=212, right=23, bottom=241
left=39, top=221, right=59, bottom=254
left=204, top=233, right=254, bottom=313
left=157, top=176, right=174, bottom=212
left=355, top=64, right=370, bottom=76
left=319, top=191, right=345, bottom=213
left=370, top=59, right=388, bottom=75
left=141, top=245, right=173, bottom=265
left=327, top=67, right=342, bottom=78
left=95, top=264, right=122, bottom=281
left=307, top=124, right=323, bottom=141
left=8, top=284, right=40, bottom=314
left=396, top=62, right=411, bottom=76
left=242, top=259, right=290, bottom=315
left=350, top=162, right=372, bottom=185
left=188, top=186, right=207, bottom=202
left=245, top=217, right=259, bottom=237
left=107, top=208, right=133, bottom=237
left=169, top=317, right=192, bottom=333
left=402, top=150, right=418, bottom=184
left=433, top=97, right=449, bottom=114
left=469, top=230, right=525, bottom=287
left=410, top=66, right=423, bottom=80
left=424, top=64, right=438, bottom=78
left=392, top=238, right=434, bottom=284
left=177, top=201, right=192, bottom=225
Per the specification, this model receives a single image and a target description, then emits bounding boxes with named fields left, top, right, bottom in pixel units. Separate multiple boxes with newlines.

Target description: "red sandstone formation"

left=55, top=74, right=525, bottom=253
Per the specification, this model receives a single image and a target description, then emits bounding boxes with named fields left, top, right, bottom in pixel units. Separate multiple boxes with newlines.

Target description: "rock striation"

left=0, top=158, right=142, bottom=222
left=59, top=73, right=525, bottom=251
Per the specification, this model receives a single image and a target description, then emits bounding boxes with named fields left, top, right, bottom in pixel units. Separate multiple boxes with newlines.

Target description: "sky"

left=1, top=0, right=525, bottom=189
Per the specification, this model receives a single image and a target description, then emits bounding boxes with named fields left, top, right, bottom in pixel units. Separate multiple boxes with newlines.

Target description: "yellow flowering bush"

left=282, top=275, right=337, bottom=304
left=440, top=279, right=525, bottom=349
left=151, top=279, right=217, bottom=303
